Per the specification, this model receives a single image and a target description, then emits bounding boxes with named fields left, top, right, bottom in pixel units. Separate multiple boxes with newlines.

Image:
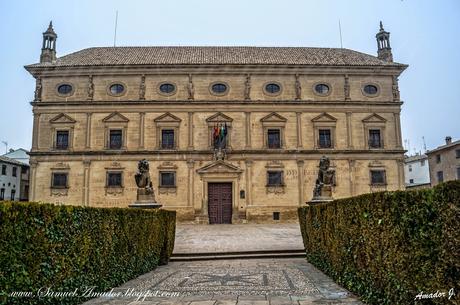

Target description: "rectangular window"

left=421, top=160, right=425, bottom=166
left=437, top=171, right=444, bottom=183
left=267, top=171, right=283, bottom=186
left=408, top=164, right=412, bottom=172
left=107, top=172, right=123, bottom=187
left=52, top=173, right=68, bottom=188
left=318, top=129, right=332, bottom=148
left=409, top=179, right=414, bottom=184
left=160, top=172, right=176, bottom=187
left=436, top=154, right=441, bottom=163
left=55, top=130, right=69, bottom=149
left=12, top=167, right=17, bottom=177
left=109, top=129, right=123, bottom=149
left=10, top=189, right=15, bottom=201
left=368, top=129, right=382, bottom=148
left=1, top=165, right=6, bottom=175
left=161, top=129, right=175, bottom=149
left=267, top=129, right=281, bottom=149
left=370, top=170, right=386, bottom=185
left=456, top=149, right=460, bottom=159
left=457, top=167, right=460, bottom=179
left=0, top=188, right=4, bottom=200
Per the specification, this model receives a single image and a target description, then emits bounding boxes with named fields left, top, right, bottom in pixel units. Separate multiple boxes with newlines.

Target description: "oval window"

left=109, top=84, right=125, bottom=95
left=159, top=83, right=175, bottom=94
left=265, top=83, right=281, bottom=94
left=57, top=84, right=72, bottom=95
left=364, top=84, right=378, bottom=95
left=315, top=84, right=330, bottom=95
left=211, top=83, right=228, bottom=94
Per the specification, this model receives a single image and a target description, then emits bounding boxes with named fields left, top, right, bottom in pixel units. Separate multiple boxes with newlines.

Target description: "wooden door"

left=208, top=182, right=232, bottom=224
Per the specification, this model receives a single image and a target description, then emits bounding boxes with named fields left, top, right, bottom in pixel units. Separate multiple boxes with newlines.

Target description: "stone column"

left=348, top=159, right=355, bottom=196
left=245, top=160, right=253, bottom=206
left=32, top=113, right=40, bottom=151
left=83, top=160, right=91, bottom=206
left=296, top=112, right=303, bottom=148
left=245, top=112, right=251, bottom=149
left=85, top=113, right=92, bottom=149
left=346, top=112, right=353, bottom=149
left=394, top=112, right=403, bottom=149
left=188, top=112, right=194, bottom=150
left=139, top=112, right=145, bottom=149
left=297, top=160, right=305, bottom=205
left=29, top=159, right=38, bottom=201
left=187, top=160, right=195, bottom=207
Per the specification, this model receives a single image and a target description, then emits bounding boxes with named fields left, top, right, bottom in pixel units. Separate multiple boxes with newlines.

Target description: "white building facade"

left=0, top=156, right=27, bottom=201
left=404, top=154, right=431, bottom=188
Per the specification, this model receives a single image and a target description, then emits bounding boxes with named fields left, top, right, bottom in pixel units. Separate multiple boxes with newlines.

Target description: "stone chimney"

left=445, top=136, right=452, bottom=145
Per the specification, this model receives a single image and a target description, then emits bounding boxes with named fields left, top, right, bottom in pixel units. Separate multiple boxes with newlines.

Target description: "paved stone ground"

left=81, top=224, right=364, bottom=304
left=173, top=224, right=305, bottom=253
left=82, top=258, right=363, bottom=305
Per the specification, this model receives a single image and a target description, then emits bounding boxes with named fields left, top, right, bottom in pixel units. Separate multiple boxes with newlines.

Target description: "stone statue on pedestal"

left=129, top=159, right=162, bottom=209
left=310, top=156, right=335, bottom=204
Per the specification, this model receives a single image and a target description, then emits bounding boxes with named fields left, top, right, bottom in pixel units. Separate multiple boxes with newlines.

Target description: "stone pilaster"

left=346, top=111, right=353, bottom=149
left=32, top=113, right=40, bottom=151
left=29, top=159, right=38, bottom=201
left=394, top=112, right=403, bottom=149
left=187, top=160, right=195, bottom=207
left=245, top=112, right=251, bottom=149
left=188, top=112, right=194, bottom=150
left=297, top=160, right=304, bottom=205
left=85, top=113, right=92, bottom=149
left=139, top=112, right=145, bottom=149
left=296, top=112, right=302, bottom=148
left=245, top=160, right=253, bottom=206
left=83, top=160, right=91, bottom=206
left=348, top=159, right=355, bottom=196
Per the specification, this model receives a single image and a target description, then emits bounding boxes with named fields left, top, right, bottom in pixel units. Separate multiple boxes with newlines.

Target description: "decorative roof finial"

left=379, top=21, right=384, bottom=31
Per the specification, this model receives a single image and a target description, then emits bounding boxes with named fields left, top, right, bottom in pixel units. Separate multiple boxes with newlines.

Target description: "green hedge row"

left=0, top=201, right=176, bottom=305
left=298, top=181, right=460, bottom=305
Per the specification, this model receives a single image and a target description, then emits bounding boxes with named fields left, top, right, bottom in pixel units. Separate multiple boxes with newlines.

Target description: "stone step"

left=170, top=249, right=306, bottom=261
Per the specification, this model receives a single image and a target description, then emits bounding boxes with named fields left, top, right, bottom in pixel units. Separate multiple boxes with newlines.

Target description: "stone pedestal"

left=129, top=189, right=162, bottom=209
left=307, top=198, right=333, bottom=206
left=129, top=202, right=162, bottom=209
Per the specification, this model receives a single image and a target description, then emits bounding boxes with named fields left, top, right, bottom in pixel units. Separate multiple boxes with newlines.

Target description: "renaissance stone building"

left=25, top=22, right=407, bottom=223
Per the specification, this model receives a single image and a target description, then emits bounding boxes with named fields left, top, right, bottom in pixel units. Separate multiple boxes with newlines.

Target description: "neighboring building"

left=404, top=154, right=430, bottom=189
left=0, top=156, right=28, bottom=201
left=3, top=148, right=30, bottom=200
left=24, top=22, right=407, bottom=223
left=427, top=137, right=460, bottom=186
left=3, top=148, right=30, bottom=165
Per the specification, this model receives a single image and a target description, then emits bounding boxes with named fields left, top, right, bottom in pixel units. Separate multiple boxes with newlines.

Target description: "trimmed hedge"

left=299, top=181, right=460, bottom=305
left=0, top=201, right=176, bottom=305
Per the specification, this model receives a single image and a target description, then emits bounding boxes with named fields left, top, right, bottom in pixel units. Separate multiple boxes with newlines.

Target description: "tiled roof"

left=25, top=46, right=406, bottom=68
left=426, top=139, right=460, bottom=154
left=0, top=155, right=28, bottom=166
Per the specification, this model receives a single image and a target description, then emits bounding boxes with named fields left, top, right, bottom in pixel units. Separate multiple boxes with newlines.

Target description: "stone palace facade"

left=25, top=22, right=407, bottom=223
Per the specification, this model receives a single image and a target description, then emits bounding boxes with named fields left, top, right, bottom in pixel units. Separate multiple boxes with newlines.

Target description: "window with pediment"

left=312, top=113, right=337, bottom=149
left=49, top=113, right=76, bottom=151
left=102, top=112, right=129, bottom=150
left=261, top=112, right=287, bottom=149
left=362, top=113, right=387, bottom=149
left=206, top=112, right=233, bottom=149
left=154, top=112, right=181, bottom=150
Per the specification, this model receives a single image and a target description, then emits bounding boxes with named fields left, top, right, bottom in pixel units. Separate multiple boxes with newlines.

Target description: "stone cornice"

left=29, top=149, right=406, bottom=157
left=30, top=100, right=404, bottom=109
left=24, top=63, right=407, bottom=77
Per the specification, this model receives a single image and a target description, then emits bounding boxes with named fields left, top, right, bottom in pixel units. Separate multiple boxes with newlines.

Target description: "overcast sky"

left=0, top=0, right=459, bottom=154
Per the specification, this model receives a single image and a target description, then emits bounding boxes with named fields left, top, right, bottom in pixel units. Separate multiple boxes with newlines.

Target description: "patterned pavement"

left=81, top=224, right=364, bottom=305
